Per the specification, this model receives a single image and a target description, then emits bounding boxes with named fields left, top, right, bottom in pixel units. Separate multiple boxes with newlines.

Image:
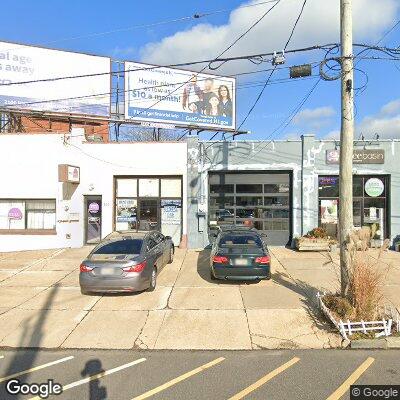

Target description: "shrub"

left=305, top=227, right=328, bottom=239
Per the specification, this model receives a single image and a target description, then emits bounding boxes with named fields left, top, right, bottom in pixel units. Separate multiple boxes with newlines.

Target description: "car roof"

left=217, top=225, right=258, bottom=233
left=104, top=230, right=150, bottom=240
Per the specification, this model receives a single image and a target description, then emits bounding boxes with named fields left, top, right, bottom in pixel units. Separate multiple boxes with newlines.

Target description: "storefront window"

left=318, top=175, right=389, bottom=240
left=210, top=184, right=234, bottom=194
left=139, top=179, right=159, bottom=197
left=236, top=184, right=263, bottom=193
left=0, top=199, right=56, bottom=230
left=116, top=179, right=137, bottom=197
left=161, top=179, right=181, bottom=198
left=115, top=198, right=137, bottom=231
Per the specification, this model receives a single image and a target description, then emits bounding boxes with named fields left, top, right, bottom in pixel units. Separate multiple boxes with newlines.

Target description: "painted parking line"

left=0, top=356, right=4, bottom=360
left=326, top=357, right=375, bottom=400
left=228, top=357, right=301, bottom=400
left=29, top=358, right=146, bottom=400
left=132, top=357, right=225, bottom=400
left=0, top=356, right=74, bottom=384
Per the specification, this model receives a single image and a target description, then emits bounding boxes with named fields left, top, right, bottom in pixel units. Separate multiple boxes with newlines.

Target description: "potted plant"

left=295, top=227, right=337, bottom=251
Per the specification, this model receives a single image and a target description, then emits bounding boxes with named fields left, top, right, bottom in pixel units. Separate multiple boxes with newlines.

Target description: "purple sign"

left=8, top=207, right=23, bottom=220
left=88, top=202, right=100, bottom=214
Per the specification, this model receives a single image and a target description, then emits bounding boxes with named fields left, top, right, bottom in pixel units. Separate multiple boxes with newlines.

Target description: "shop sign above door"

left=326, top=149, right=385, bottom=164
left=58, top=164, right=80, bottom=183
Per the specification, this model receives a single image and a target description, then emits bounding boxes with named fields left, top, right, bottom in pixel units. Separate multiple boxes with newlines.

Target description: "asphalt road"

left=0, top=349, right=399, bottom=400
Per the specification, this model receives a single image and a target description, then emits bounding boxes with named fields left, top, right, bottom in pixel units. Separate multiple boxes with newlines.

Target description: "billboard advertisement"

left=125, top=62, right=236, bottom=130
left=0, top=41, right=111, bottom=116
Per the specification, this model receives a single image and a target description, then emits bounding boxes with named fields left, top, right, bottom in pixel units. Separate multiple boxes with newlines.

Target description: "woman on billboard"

left=205, top=94, right=220, bottom=116
left=217, top=85, right=232, bottom=118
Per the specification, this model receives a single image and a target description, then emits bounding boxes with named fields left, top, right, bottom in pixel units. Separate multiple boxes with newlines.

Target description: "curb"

left=350, top=337, right=400, bottom=349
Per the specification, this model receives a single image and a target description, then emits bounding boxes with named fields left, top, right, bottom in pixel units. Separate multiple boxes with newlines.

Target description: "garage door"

left=208, top=172, right=292, bottom=246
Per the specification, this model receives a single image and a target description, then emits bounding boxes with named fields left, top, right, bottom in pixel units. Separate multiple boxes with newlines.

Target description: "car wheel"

left=210, top=271, right=217, bottom=281
left=147, top=267, right=157, bottom=292
left=168, top=246, right=174, bottom=264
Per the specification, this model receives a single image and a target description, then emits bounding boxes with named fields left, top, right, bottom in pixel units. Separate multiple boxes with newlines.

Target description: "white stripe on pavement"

left=132, top=357, right=225, bottom=400
left=29, top=358, right=146, bottom=400
left=0, top=356, right=74, bottom=383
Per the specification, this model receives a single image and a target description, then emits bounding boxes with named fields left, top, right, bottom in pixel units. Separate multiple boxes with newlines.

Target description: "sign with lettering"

left=58, top=164, right=80, bottom=183
left=326, top=149, right=385, bottom=164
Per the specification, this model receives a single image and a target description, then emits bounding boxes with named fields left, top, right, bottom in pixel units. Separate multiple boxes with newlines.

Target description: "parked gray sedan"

left=79, top=230, right=174, bottom=294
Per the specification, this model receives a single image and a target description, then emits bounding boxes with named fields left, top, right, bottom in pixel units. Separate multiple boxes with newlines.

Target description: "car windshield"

left=219, top=234, right=263, bottom=247
left=93, top=239, right=143, bottom=255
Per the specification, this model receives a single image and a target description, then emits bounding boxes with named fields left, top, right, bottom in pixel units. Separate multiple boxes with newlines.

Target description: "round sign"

left=8, top=208, right=23, bottom=220
left=365, top=178, right=384, bottom=197
left=88, top=202, right=100, bottom=213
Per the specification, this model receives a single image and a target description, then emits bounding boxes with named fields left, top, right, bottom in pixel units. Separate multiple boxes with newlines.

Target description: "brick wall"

left=5, top=114, right=109, bottom=142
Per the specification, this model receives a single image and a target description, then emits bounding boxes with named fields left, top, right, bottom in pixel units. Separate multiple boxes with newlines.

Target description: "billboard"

left=0, top=41, right=111, bottom=116
left=125, top=62, right=236, bottom=130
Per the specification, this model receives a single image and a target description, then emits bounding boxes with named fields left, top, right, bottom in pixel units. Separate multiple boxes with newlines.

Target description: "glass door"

left=85, top=196, right=102, bottom=244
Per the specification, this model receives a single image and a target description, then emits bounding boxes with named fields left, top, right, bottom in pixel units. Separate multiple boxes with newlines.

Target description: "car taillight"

left=255, top=256, right=270, bottom=264
left=212, top=255, right=229, bottom=264
left=80, top=264, right=94, bottom=272
left=123, top=261, right=147, bottom=273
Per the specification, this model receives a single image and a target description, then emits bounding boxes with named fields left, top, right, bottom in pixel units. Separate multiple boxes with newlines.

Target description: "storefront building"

left=0, top=130, right=187, bottom=252
left=187, top=135, right=400, bottom=248
left=1, top=131, right=399, bottom=252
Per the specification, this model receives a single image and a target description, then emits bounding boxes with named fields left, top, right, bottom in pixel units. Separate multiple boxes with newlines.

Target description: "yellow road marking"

left=228, top=357, right=300, bottom=400
left=132, top=357, right=225, bottom=400
left=0, top=356, right=74, bottom=383
left=29, top=358, right=146, bottom=400
left=326, top=357, right=375, bottom=400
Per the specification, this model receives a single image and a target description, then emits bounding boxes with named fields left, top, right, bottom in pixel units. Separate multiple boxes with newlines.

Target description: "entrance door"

left=138, top=199, right=159, bottom=231
left=85, top=196, right=102, bottom=244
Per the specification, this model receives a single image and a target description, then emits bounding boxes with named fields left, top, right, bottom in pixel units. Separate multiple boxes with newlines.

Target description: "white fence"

left=317, top=292, right=399, bottom=341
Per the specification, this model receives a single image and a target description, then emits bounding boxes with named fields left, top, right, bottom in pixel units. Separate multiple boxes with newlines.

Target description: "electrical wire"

left=0, top=0, right=281, bottom=52
left=236, top=0, right=308, bottom=131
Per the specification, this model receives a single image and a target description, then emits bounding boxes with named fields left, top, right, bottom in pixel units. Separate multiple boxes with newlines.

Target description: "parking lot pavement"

left=0, top=246, right=399, bottom=350
left=0, top=349, right=399, bottom=400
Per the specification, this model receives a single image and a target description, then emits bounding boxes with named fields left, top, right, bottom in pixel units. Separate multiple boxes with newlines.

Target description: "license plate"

left=100, top=267, right=114, bottom=275
left=234, top=258, right=249, bottom=266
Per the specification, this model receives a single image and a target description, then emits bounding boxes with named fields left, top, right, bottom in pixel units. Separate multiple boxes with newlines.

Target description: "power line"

left=2, top=0, right=280, bottom=51
left=0, top=44, right=334, bottom=88
left=1, top=0, right=284, bottom=117
left=237, top=0, right=308, bottom=130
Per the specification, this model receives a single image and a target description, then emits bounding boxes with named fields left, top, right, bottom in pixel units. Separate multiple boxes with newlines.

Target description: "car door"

left=147, top=234, right=164, bottom=270
left=154, top=232, right=168, bottom=266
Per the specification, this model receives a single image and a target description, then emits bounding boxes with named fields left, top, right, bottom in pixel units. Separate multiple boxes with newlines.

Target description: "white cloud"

left=293, top=106, right=336, bottom=128
left=140, top=0, right=399, bottom=71
left=358, top=115, right=400, bottom=139
left=380, top=99, right=400, bottom=116
left=322, top=99, right=400, bottom=140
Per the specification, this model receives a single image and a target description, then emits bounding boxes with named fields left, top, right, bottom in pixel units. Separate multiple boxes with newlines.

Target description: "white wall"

left=0, top=129, right=188, bottom=251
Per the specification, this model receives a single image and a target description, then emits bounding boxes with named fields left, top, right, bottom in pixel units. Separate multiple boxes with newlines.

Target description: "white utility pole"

left=339, top=0, right=354, bottom=297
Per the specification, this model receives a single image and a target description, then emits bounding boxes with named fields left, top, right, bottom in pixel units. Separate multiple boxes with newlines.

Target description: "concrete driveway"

left=1, top=246, right=399, bottom=350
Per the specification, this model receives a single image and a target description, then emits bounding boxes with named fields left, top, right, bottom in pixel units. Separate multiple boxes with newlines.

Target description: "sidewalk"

left=0, top=246, right=399, bottom=350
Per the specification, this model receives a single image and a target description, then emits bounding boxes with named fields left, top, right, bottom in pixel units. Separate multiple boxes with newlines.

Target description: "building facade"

left=0, top=131, right=399, bottom=251
left=187, top=135, right=400, bottom=248
left=0, top=129, right=187, bottom=251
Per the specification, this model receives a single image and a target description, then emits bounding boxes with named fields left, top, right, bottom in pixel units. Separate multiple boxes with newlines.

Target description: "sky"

left=1, top=0, right=400, bottom=140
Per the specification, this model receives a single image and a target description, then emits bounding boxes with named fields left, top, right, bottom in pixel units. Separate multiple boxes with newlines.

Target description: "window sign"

left=88, top=202, right=100, bottom=214
left=8, top=207, right=23, bottom=220
left=365, top=178, right=384, bottom=197
left=320, top=200, right=338, bottom=224
left=161, top=199, right=181, bottom=225
left=116, top=199, right=137, bottom=222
